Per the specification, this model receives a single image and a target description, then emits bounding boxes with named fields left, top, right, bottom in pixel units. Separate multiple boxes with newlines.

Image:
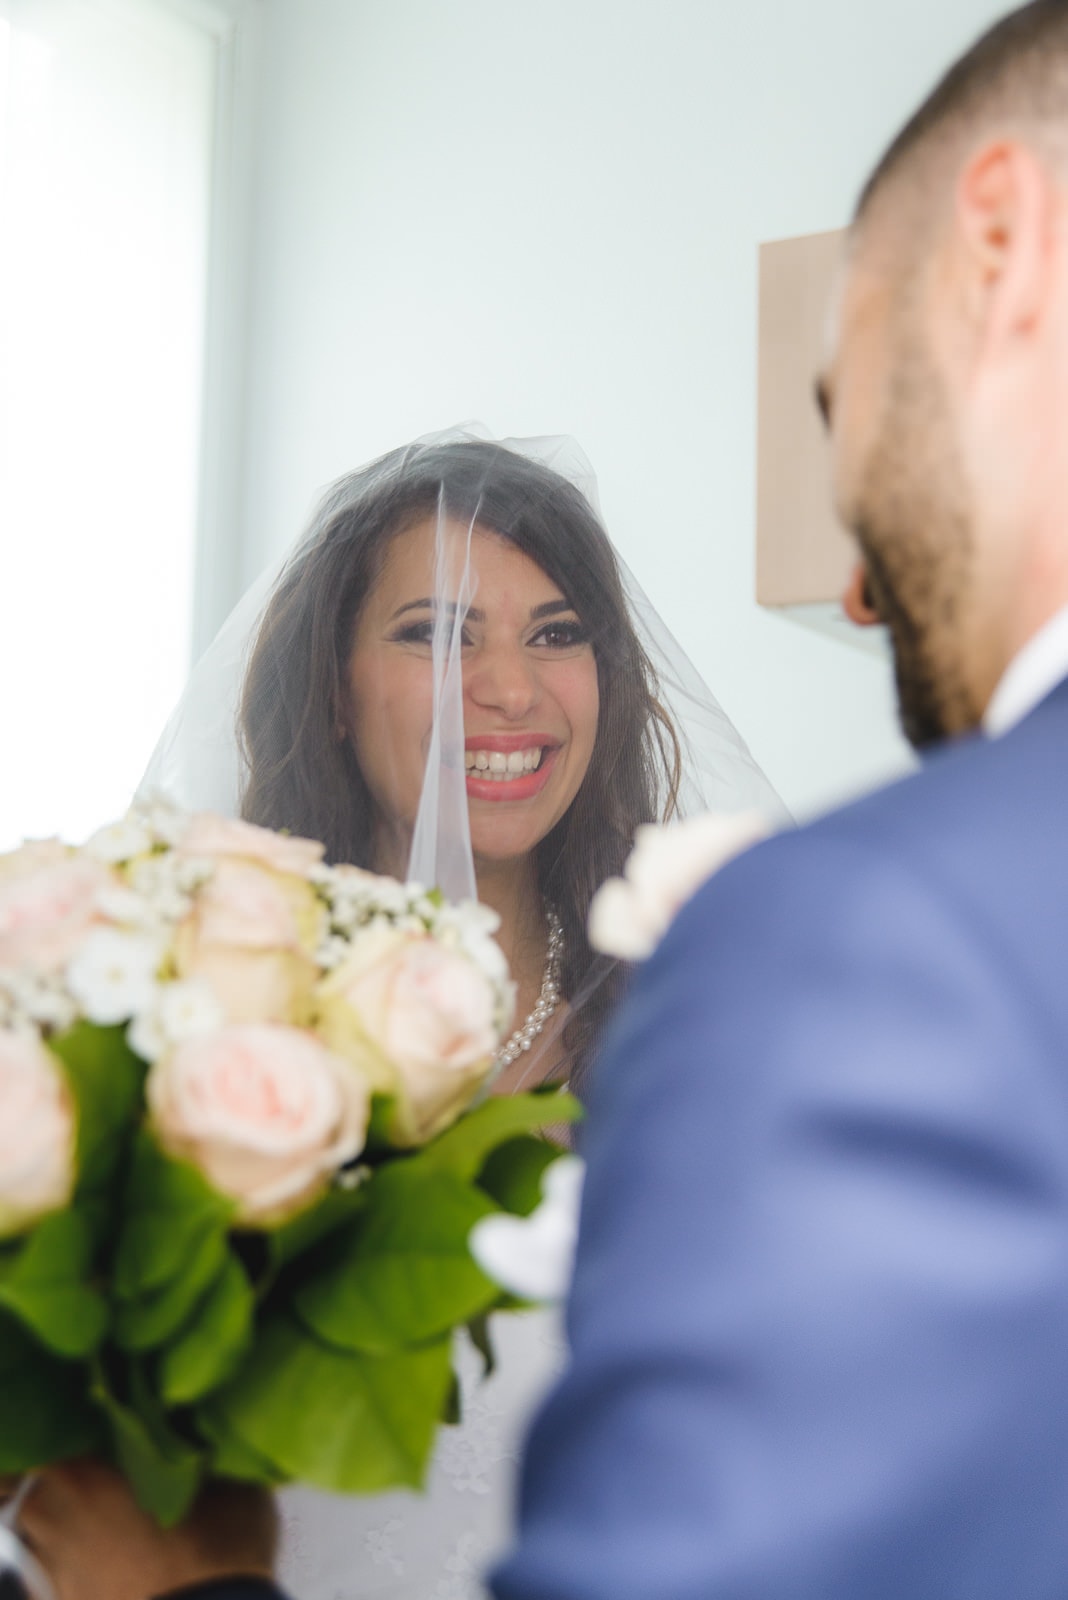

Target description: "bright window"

left=0, top=0, right=217, bottom=848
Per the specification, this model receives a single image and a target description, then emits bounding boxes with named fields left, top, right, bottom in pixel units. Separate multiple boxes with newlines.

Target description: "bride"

left=140, top=426, right=783, bottom=1598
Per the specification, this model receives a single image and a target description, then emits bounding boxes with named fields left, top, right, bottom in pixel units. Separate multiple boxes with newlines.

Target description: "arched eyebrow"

left=389, top=597, right=576, bottom=623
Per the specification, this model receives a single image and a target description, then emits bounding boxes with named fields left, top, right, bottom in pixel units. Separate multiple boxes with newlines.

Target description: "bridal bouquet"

left=0, top=805, right=580, bottom=1524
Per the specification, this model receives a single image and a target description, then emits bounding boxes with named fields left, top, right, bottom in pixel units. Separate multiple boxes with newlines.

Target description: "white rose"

left=469, top=1156, right=585, bottom=1303
left=174, top=856, right=325, bottom=1026
left=315, top=925, right=501, bottom=1147
left=0, top=1031, right=77, bottom=1238
left=588, top=811, right=771, bottom=961
left=146, top=1023, right=371, bottom=1226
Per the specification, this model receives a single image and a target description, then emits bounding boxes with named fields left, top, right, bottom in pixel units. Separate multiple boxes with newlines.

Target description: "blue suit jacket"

left=493, top=678, right=1068, bottom=1600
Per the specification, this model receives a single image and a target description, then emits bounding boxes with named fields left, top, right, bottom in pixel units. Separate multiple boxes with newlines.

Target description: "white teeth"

left=465, top=746, right=546, bottom=779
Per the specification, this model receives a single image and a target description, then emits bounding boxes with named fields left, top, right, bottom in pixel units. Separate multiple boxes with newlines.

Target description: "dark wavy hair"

left=239, top=439, right=680, bottom=1088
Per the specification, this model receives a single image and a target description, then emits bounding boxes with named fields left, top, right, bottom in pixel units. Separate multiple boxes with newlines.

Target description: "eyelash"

left=390, top=619, right=591, bottom=649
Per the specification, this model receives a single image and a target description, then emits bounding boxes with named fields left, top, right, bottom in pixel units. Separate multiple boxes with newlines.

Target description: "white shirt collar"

left=984, top=602, right=1068, bottom=737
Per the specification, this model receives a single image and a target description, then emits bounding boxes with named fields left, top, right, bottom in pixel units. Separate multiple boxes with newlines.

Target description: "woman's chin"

left=469, top=814, right=557, bottom=871
left=470, top=834, right=544, bottom=870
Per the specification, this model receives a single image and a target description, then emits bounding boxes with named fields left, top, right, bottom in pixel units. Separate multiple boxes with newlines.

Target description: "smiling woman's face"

left=342, top=515, right=600, bottom=868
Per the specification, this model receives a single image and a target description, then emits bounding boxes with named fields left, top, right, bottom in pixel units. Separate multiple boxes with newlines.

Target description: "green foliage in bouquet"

left=0, top=808, right=583, bottom=1525
left=2, top=1070, right=578, bottom=1522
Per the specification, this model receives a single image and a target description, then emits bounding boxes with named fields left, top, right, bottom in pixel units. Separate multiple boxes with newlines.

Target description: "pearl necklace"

left=495, top=905, right=564, bottom=1071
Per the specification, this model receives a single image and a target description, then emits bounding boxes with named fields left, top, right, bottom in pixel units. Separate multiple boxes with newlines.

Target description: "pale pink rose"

left=588, top=811, right=772, bottom=961
left=180, top=814, right=325, bottom=878
left=0, top=842, right=116, bottom=974
left=316, top=925, right=500, bottom=1147
left=174, top=857, right=325, bottom=1025
left=147, top=1023, right=370, bottom=1225
left=0, top=1031, right=77, bottom=1237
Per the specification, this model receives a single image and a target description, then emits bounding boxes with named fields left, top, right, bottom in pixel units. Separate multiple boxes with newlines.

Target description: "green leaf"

left=114, top=1134, right=233, bottom=1298
left=93, top=1362, right=205, bottom=1528
left=365, top=1092, right=400, bottom=1151
left=159, top=1255, right=254, bottom=1406
left=0, top=1313, right=104, bottom=1472
left=464, top=1312, right=498, bottom=1380
left=294, top=1164, right=500, bottom=1354
left=0, top=1210, right=107, bottom=1357
left=478, top=1135, right=561, bottom=1217
left=196, top=1402, right=287, bottom=1486
left=113, top=1228, right=229, bottom=1352
left=210, top=1313, right=453, bottom=1493
left=51, top=1022, right=145, bottom=1196
left=419, top=1091, right=582, bottom=1181
left=442, top=1369, right=461, bottom=1426
left=268, top=1179, right=368, bottom=1272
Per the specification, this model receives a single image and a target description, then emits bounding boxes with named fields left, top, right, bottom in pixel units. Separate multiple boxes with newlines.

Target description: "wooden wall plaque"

left=756, top=228, right=855, bottom=611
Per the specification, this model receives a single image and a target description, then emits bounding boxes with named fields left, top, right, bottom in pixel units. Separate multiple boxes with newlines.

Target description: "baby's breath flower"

left=0, top=970, right=77, bottom=1035
left=128, top=978, right=223, bottom=1062
left=134, top=797, right=190, bottom=849
left=126, top=855, right=198, bottom=922
left=174, top=856, right=214, bottom=894
left=95, top=884, right=159, bottom=929
left=83, top=815, right=153, bottom=865
left=316, top=934, right=352, bottom=972
left=67, top=929, right=164, bottom=1025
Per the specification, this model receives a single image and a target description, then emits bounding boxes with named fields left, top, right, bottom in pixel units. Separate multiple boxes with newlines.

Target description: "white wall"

left=231, top=0, right=1008, bottom=821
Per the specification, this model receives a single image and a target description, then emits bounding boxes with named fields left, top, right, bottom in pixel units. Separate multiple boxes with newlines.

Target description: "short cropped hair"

left=856, top=1, right=1068, bottom=222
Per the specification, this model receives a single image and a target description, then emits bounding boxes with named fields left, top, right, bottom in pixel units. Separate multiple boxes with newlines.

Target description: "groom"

left=19, top=1, right=1068, bottom=1595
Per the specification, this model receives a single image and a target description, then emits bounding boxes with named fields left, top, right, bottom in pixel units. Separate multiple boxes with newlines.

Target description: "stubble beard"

left=851, top=330, right=982, bottom=751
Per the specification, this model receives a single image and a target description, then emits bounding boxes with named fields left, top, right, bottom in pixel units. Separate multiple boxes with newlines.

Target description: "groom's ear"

left=842, top=563, right=880, bottom=629
left=950, top=139, right=1058, bottom=357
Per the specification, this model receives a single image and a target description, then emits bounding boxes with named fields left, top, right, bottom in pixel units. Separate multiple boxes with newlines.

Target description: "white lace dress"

left=277, top=1307, right=566, bottom=1600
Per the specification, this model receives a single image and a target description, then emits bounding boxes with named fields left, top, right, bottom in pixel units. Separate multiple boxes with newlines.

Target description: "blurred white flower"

left=435, top=902, right=509, bottom=987
left=134, top=795, right=192, bottom=848
left=588, top=811, right=771, bottom=961
left=470, top=1156, right=585, bottom=1303
left=0, top=970, right=77, bottom=1034
left=67, top=928, right=164, bottom=1024
left=84, top=815, right=154, bottom=865
left=128, top=978, right=224, bottom=1063
left=126, top=855, right=197, bottom=923
left=315, top=934, right=353, bottom=972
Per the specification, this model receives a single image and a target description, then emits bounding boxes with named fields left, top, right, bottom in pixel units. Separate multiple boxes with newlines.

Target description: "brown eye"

left=391, top=620, right=473, bottom=646
left=532, top=620, right=589, bottom=649
left=390, top=620, right=435, bottom=645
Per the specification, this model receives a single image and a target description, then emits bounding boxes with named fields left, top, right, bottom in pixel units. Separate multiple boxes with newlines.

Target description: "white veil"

left=138, top=424, right=786, bottom=1083
left=140, top=422, right=784, bottom=835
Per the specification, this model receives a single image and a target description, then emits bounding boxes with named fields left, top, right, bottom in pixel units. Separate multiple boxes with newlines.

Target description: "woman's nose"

left=465, top=643, right=540, bottom=719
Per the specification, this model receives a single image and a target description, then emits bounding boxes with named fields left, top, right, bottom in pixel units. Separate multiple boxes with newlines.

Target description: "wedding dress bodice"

left=278, top=1307, right=565, bottom=1600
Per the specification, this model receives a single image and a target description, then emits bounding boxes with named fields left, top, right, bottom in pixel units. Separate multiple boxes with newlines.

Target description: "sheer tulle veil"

left=138, top=423, right=787, bottom=1087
